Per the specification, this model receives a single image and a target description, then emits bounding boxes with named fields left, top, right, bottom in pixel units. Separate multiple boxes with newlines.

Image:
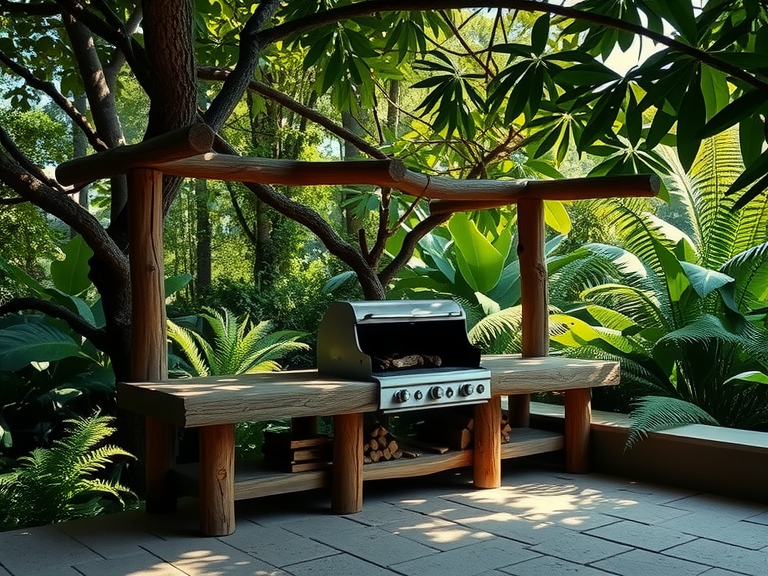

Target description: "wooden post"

left=331, top=412, right=363, bottom=514
left=127, top=168, right=176, bottom=513
left=565, top=388, right=592, bottom=473
left=514, top=197, right=549, bottom=427
left=473, top=395, right=502, bottom=488
left=199, top=424, right=236, bottom=536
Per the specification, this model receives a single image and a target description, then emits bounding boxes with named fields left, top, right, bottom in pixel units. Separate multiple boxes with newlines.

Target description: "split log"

left=363, top=423, right=404, bottom=464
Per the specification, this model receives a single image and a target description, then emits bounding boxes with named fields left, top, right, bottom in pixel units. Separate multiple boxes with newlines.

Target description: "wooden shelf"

left=175, top=428, right=563, bottom=501
left=501, top=427, right=564, bottom=459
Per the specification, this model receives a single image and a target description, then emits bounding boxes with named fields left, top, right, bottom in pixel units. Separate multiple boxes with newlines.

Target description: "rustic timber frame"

left=56, top=124, right=659, bottom=536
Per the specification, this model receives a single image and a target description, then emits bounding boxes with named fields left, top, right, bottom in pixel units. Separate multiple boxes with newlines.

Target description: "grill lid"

left=317, top=300, right=491, bottom=413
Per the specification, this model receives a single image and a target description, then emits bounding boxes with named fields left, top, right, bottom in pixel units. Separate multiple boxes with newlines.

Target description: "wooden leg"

left=332, top=412, right=363, bottom=514
left=507, top=394, right=530, bottom=428
left=199, top=424, right=235, bottom=536
left=565, top=388, right=592, bottom=473
left=145, top=416, right=177, bottom=513
left=474, top=396, right=501, bottom=489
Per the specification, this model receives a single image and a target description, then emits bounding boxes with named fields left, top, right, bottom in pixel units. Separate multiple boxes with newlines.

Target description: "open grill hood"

left=317, top=300, right=491, bottom=413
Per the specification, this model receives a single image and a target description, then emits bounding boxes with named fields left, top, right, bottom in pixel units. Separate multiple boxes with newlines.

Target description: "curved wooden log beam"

left=55, top=123, right=216, bottom=186
left=153, top=154, right=660, bottom=202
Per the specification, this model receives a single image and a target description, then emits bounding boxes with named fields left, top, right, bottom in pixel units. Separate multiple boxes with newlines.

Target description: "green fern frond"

left=0, top=414, right=136, bottom=530
left=720, top=241, right=768, bottom=314
left=167, top=320, right=210, bottom=377
left=627, top=396, right=719, bottom=448
left=468, top=305, right=524, bottom=354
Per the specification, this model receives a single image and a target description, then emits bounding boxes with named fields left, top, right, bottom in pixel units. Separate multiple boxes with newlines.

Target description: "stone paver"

left=592, top=548, right=710, bottom=576
left=286, top=553, right=400, bottom=576
left=527, top=530, right=632, bottom=564
left=664, top=494, right=768, bottom=520
left=585, top=519, right=697, bottom=552
left=390, top=538, right=539, bottom=576
left=73, top=551, right=189, bottom=576
left=501, top=554, right=614, bottom=575
left=141, top=533, right=286, bottom=575
left=220, top=519, right=339, bottom=567
left=659, top=513, right=768, bottom=550
left=0, top=525, right=102, bottom=576
left=307, top=523, right=438, bottom=566
left=663, top=538, right=768, bottom=576
left=0, top=465, right=766, bottom=576
left=379, top=513, right=495, bottom=550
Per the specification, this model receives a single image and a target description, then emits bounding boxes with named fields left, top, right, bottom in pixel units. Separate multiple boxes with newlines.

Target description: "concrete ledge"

left=530, top=402, right=768, bottom=504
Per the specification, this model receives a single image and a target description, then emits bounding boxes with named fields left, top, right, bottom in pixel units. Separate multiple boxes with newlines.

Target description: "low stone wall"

left=530, top=402, right=768, bottom=504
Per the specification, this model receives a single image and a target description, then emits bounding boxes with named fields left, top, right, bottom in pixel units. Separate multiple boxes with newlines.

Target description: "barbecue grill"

left=317, top=300, right=492, bottom=413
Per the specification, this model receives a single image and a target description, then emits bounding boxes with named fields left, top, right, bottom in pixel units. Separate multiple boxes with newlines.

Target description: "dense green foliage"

left=549, top=133, right=768, bottom=437
left=0, top=415, right=136, bottom=531
left=0, top=1, right=767, bottom=507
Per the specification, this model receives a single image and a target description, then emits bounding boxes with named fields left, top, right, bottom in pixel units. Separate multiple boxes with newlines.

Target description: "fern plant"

left=550, top=131, right=768, bottom=440
left=0, top=414, right=136, bottom=531
left=168, top=307, right=310, bottom=376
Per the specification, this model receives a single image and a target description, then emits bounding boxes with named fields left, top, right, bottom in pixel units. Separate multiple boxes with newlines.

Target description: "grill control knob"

left=446, top=387, right=454, bottom=398
left=459, top=383, right=474, bottom=396
left=414, top=390, right=424, bottom=400
left=429, top=386, right=444, bottom=399
left=476, top=384, right=486, bottom=394
left=394, top=389, right=410, bottom=403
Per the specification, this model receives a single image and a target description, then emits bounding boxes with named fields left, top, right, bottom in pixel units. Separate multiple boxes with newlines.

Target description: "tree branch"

left=204, top=0, right=282, bottom=131
left=0, top=49, right=107, bottom=152
left=0, top=150, right=129, bottom=284
left=378, top=212, right=451, bottom=287
left=226, top=182, right=259, bottom=247
left=0, top=297, right=108, bottom=353
left=0, top=124, right=69, bottom=192
left=198, top=66, right=387, bottom=159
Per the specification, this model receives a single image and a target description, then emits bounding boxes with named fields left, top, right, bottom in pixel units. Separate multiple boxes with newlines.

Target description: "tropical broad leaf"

left=448, top=213, right=506, bottom=293
left=679, top=262, right=733, bottom=298
left=0, top=323, right=82, bottom=371
left=50, top=235, right=93, bottom=297
left=724, top=371, right=768, bottom=386
left=544, top=200, right=571, bottom=234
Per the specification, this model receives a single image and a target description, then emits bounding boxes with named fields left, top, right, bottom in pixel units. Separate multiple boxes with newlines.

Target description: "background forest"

left=1, top=1, right=768, bottom=529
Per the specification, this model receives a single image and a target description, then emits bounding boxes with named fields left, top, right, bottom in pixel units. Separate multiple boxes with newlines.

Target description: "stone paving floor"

left=1, top=459, right=767, bottom=576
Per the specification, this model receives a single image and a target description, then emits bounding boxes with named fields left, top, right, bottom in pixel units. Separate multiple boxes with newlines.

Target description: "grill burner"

left=317, top=300, right=491, bottom=413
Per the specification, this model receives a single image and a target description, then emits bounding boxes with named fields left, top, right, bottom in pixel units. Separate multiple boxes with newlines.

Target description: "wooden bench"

left=118, top=355, right=619, bottom=536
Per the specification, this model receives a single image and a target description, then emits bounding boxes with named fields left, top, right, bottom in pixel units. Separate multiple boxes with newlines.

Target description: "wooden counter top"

left=117, top=355, right=619, bottom=428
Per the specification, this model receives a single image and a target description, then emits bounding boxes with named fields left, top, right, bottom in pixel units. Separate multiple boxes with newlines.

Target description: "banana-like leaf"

left=0, top=323, right=82, bottom=371
left=449, top=213, right=506, bottom=293
left=50, top=235, right=93, bottom=297
left=544, top=200, right=571, bottom=234
left=679, top=262, right=733, bottom=298
left=724, top=371, right=768, bottom=386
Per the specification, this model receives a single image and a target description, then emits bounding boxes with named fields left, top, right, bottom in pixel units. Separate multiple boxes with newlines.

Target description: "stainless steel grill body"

left=317, top=300, right=491, bottom=413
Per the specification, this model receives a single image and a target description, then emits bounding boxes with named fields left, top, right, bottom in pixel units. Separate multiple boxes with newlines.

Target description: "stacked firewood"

left=363, top=424, right=404, bottom=463
left=262, top=431, right=333, bottom=473
left=415, top=409, right=475, bottom=451
left=500, top=413, right=512, bottom=444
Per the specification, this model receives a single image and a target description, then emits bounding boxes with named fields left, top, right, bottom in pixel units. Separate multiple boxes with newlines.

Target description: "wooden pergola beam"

left=56, top=124, right=660, bottom=203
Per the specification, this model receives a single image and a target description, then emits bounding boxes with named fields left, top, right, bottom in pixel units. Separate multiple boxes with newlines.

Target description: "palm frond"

left=468, top=305, right=524, bottom=354
left=580, top=284, right=668, bottom=332
left=627, top=396, right=719, bottom=448
left=167, top=320, right=210, bottom=377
